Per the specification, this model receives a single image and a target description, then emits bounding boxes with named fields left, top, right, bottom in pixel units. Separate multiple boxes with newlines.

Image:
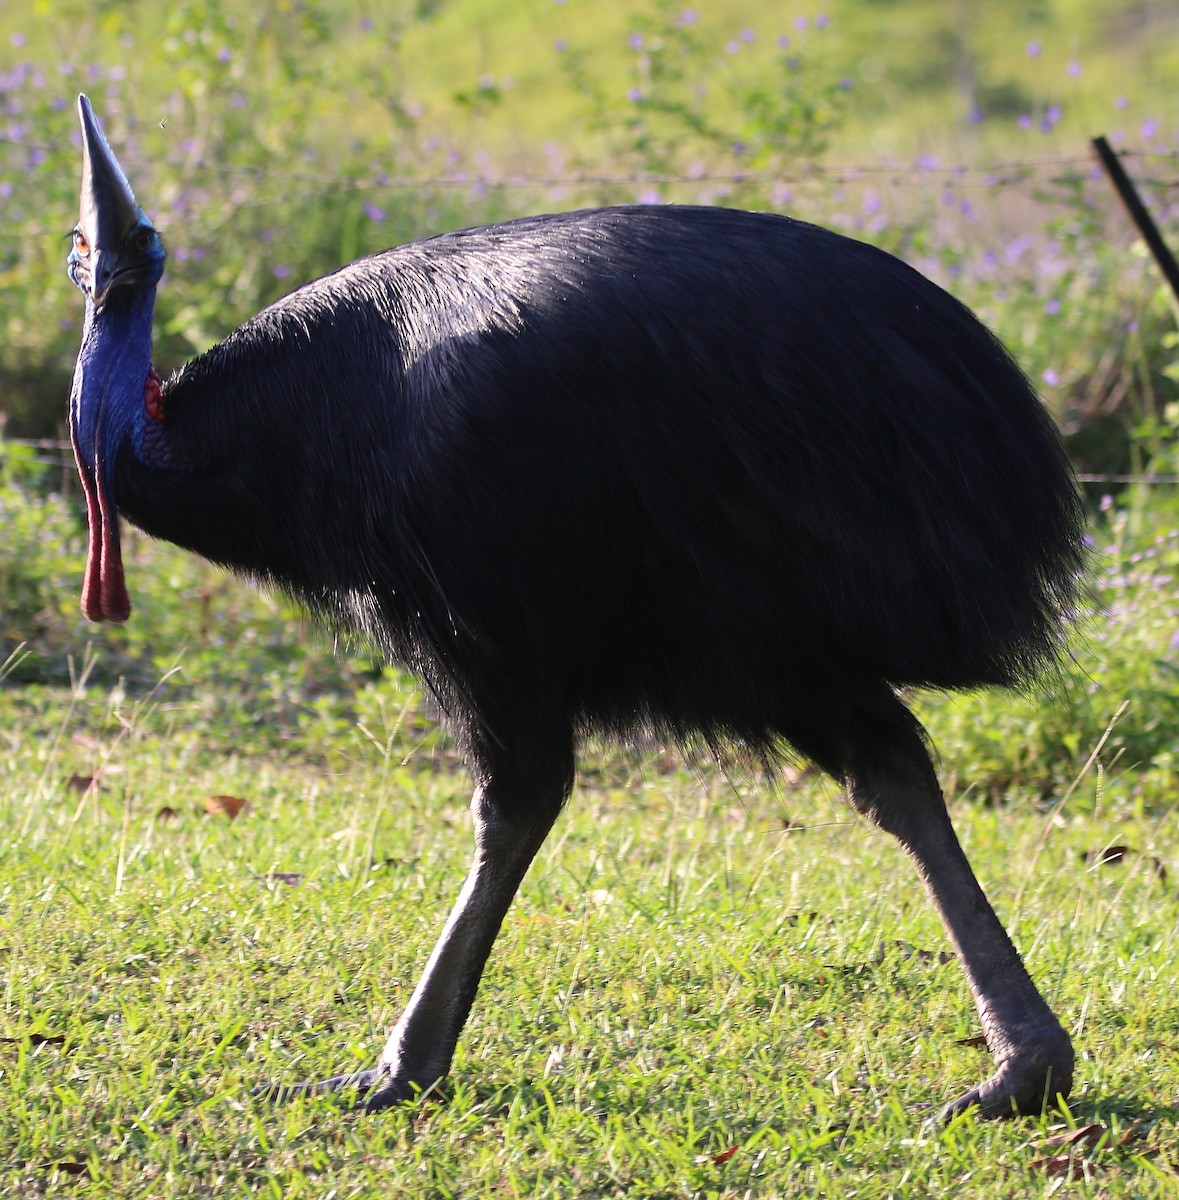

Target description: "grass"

left=2, top=668, right=1177, bottom=1197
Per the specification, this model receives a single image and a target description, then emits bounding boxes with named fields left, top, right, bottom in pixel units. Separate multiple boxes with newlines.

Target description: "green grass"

left=2, top=673, right=1177, bottom=1197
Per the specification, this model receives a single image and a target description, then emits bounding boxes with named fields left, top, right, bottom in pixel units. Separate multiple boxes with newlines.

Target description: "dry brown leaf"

left=1042, top=1123, right=1108, bottom=1149
left=155, top=806, right=179, bottom=822
left=46, top=1161, right=88, bottom=1177
left=64, top=774, right=98, bottom=793
left=1, top=1032, right=66, bottom=1046
left=1082, top=845, right=1168, bottom=883
left=1029, top=1154, right=1106, bottom=1181
left=204, top=794, right=251, bottom=819
left=874, top=939, right=953, bottom=966
left=955, top=1033, right=989, bottom=1049
left=255, top=871, right=303, bottom=888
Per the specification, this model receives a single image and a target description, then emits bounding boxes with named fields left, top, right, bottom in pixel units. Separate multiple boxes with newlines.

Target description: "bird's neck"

left=70, top=287, right=159, bottom=471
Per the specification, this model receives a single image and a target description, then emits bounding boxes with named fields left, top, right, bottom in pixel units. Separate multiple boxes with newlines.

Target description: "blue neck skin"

left=70, top=286, right=164, bottom=492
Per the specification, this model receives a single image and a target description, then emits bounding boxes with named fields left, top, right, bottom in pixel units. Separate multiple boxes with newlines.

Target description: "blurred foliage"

left=2, top=0, right=1179, bottom=802
left=1, top=0, right=1177, bottom=445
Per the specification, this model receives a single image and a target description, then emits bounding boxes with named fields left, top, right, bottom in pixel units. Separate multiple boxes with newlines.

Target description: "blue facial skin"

left=67, top=229, right=167, bottom=496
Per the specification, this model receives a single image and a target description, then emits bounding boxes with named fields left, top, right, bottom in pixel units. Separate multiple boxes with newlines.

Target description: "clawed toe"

left=252, top=1068, right=385, bottom=1105
left=940, top=1052, right=1073, bottom=1122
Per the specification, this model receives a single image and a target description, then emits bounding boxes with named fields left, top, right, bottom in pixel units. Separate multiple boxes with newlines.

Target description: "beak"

left=76, top=94, right=147, bottom=308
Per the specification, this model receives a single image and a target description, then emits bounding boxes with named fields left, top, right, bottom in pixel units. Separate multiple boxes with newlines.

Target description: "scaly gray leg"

left=259, top=734, right=571, bottom=1110
left=836, top=704, right=1073, bottom=1120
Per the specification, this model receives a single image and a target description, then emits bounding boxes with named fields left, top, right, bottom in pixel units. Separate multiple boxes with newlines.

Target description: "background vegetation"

left=2, top=0, right=1179, bottom=1194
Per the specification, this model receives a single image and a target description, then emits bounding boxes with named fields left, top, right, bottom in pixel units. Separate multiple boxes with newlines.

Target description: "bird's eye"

left=133, top=229, right=152, bottom=253
left=73, top=229, right=90, bottom=256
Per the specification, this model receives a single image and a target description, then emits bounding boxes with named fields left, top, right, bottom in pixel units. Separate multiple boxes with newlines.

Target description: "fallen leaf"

left=1029, top=1154, right=1105, bottom=1181
left=1082, top=845, right=1168, bottom=883
left=874, top=939, right=953, bottom=965
left=712, top=1146, right=738, bottom=1164
left=64, top=774, right=98, bottom=793
left=1043, top=1123, right=1108, bottom=1149
left=1085, top=844, right=1132, bottom=866
left=155, top=806, right=179, bottom=822
left=46, top=1161, right=87, bottom=1177
left=251, top=871, right=302, bottom=888
left=956, top=1033, right=989, bottom=1049
left=1, top=1032, right=66, bottom=1046
left=204, top=794, right=251, bottom=819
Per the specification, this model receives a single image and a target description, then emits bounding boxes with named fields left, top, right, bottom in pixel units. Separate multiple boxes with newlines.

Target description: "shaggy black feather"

left=117, top=206, right=1082, bottom=787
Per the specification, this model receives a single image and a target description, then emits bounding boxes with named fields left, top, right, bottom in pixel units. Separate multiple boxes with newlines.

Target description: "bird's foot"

left=940, top=1035, right=1074, bottom=1121
left=252, top=1065, right=439, bottom=1112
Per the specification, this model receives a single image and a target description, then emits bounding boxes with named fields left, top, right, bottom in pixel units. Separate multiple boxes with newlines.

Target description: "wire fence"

left=4, top=144, right=1178, bottom=244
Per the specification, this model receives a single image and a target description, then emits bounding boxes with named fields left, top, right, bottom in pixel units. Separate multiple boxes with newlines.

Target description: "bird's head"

left=68, top=94, right=167, bottom=622
left=69, top=94, right=165, bottom=310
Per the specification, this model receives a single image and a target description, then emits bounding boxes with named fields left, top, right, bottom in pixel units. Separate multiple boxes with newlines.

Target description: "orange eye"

left=73, top=230, right=90, bottom=256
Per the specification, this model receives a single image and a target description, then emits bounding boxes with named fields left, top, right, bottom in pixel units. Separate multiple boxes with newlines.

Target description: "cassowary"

left=68, top=94, right=1082, bottom=1119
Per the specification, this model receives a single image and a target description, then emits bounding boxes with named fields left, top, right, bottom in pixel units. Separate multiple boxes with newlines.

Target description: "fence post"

left=1092, top=135, right=1179, bottom=306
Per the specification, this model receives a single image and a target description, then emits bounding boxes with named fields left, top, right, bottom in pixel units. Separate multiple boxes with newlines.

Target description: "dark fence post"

left=1092, top=135, right=1179, bottom=306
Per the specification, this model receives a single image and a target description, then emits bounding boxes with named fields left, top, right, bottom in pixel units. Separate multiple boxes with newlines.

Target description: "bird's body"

left=68, top=97, right=1082, bottom=1119
left=119, top=207, right=1076, bottom=769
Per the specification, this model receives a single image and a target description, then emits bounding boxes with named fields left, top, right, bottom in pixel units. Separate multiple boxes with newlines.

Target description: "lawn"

left=1, top=660, right=1177, bottom=1197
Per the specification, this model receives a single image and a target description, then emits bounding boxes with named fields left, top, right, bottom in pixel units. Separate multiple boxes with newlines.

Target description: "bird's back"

left=141, top=206, right=1082, bottom=753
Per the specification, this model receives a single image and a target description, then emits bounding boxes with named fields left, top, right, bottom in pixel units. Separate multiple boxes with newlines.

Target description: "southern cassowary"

left=67, top=94, right=1083, bottom=1119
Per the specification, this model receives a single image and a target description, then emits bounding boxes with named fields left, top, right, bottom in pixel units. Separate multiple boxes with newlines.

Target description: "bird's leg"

left=837, top=713, right=1073, bottom=1120
left=259, top=736, right=571, bottom=1111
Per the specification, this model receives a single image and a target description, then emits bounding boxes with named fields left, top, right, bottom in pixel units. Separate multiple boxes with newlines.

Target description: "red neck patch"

left=144, top=368, right=164, bottom=421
